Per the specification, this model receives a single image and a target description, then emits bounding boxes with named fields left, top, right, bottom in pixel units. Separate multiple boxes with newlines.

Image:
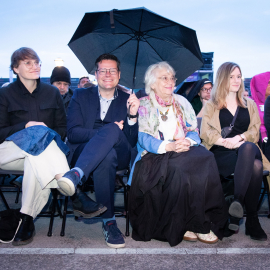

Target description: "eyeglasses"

left=97, top=68, right=118, bottom=75
left=201, top=87, right=212, bottom=93
left=22, top=60, right=42, bottom=69
left=158, top=76, right=177, bottom=83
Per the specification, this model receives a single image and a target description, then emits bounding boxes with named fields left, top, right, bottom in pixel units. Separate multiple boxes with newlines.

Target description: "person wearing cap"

left=78, top=76, right=90, bottom=88
left=190, top=79, right=213, bottom=117
left=50, top=66, right=73, bottom=112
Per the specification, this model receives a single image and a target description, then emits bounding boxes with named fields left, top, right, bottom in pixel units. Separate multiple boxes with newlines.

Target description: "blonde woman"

left=201, top=62, right=268, bottom=241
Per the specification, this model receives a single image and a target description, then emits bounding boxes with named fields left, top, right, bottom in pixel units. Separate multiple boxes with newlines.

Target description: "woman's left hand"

left=175, top=138, right=191, bottom=153
left=223, top=136, right=241, bottom=149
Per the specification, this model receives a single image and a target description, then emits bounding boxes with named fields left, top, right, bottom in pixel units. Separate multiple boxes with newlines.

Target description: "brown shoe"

left=196, top=230, right=218, bottom=244
left=183, top=231, right=198, bottom=242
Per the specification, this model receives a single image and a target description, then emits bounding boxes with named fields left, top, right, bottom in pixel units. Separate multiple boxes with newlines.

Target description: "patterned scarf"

left=138, top=91, right=190, bottom=140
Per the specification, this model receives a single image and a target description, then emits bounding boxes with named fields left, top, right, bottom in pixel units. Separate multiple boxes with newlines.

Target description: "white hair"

left=144, top=62, right=175, bottom=95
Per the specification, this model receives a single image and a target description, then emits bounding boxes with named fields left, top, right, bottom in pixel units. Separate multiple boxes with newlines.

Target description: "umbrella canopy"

left=68, top=7, right=203, bottom=89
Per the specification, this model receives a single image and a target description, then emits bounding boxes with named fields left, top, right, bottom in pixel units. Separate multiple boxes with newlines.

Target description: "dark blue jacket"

left=66, top=86, right=138, bottom=160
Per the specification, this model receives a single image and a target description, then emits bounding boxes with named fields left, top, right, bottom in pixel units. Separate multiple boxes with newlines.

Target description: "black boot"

left=228, top=216, right=241, bottom=231
left=72, top=191, right=107, bottom=218
left=223, top=220, right=235, bottom=237
left=245, top=215, right=267, bottom=241
left=13, top=214, right=35, bottom=246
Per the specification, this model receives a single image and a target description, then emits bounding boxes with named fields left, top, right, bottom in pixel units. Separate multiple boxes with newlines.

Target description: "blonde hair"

left=211, top=62, right=246, bottom=109
left=144, top=61, right=175, bottom=95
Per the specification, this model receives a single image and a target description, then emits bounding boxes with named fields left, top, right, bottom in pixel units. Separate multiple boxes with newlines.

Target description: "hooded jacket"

left=250, top=72, right=270, bottom=139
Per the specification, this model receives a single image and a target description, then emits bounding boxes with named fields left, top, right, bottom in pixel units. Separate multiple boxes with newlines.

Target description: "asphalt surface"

left=1, top=177, right=270, bottom=269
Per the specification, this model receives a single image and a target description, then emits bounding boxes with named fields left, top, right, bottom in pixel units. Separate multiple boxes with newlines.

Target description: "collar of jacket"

left=206, top=101, right=222, bottom=132
left=15, top=76, right=40, bottom=95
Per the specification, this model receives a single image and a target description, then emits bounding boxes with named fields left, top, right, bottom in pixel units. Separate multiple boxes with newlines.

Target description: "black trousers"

left=71, top=123, right=131, bottom=218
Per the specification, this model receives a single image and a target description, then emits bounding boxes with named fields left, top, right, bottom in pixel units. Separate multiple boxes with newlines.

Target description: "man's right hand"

left=202, top=99, right=208, bottom=107
left=25, top=121, right=47, bottom=128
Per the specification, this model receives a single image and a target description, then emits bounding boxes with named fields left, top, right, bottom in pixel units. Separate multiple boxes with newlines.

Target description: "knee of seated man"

left=106, top=123, right=122, bottom=134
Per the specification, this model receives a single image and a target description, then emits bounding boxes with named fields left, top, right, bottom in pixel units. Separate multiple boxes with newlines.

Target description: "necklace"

left=159, top=109, right=169, bottom=121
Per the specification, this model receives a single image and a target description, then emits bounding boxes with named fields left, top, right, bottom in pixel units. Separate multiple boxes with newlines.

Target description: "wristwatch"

left=239, top=134, right=245, bottom=141
left=128, top=112, right=139, bottom=119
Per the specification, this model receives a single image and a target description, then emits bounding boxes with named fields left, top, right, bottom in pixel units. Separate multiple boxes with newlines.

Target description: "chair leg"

left=0, top=188, right=10, bottom=209
left=125, top=186, right=130, bottom=237
left=263, top=176, right=270, bottom=218
left=47, top=189, right=57, bottom=237
left=257, top=185, right=266, bottom=211
left=60, top=196, right=69, bottom=236
left=15, top=187, right=20, bottom=204
left=56, top=198, right=63, bottom=219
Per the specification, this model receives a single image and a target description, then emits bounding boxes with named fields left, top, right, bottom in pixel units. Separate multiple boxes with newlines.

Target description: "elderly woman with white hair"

left=128, top=62, right=228, bottom=247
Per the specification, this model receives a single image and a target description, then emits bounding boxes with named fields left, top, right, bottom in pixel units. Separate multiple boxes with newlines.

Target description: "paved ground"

left=1, top=176, right=270, bottom=269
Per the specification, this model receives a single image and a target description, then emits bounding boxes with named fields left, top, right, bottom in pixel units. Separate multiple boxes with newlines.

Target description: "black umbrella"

left=68, top=7, right=203, bottom=89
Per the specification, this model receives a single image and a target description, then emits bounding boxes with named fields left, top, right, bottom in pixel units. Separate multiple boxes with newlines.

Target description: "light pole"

left=54, top=58, right=64, bottom=67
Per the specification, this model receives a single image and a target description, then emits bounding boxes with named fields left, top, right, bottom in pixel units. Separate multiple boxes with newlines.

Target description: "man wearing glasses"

left=190, top=79, right=213, bottom=117
left=58, top=54, right=140, bottom=248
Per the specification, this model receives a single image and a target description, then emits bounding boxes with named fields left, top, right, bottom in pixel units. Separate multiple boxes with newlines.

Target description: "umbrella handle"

left=128, top=89, right=134, bottom=120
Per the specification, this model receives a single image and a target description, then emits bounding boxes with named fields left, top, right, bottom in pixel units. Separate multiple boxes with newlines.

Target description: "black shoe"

left=223, top=220, right=235, bottom=237
left=245, top=215, right=267, bottom=241
left=72, top=192, right=107, bottom=218
left=13, top=214, right=35, bottom=246
left=228, top=216, right=241, bottom=231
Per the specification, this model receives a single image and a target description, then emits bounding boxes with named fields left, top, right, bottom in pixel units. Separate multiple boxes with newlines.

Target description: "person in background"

left=190, top=79, right=213, bottom=117
left=201, top=62, right=270, bottom=241
left=0, top=47, right=69, bottom=245
left=78, top=76, right=90, bottom=88
left=50, top=66, right=73, bottom=113
left=244, top=89, right=249, bottom=98
left=250, top=72, right=270, bottom=140
left=263, top=79, right=270, bottom=160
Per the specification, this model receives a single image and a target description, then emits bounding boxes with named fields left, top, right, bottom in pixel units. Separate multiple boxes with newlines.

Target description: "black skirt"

left=129, top=146, right=228, bottom=247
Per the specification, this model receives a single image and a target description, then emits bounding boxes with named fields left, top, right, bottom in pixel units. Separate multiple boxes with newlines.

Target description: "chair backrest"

left=197, top=117, right=202, bottom=131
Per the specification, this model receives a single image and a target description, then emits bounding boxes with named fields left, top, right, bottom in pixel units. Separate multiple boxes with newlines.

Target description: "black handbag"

left=221, top=107, right=240, bottom=138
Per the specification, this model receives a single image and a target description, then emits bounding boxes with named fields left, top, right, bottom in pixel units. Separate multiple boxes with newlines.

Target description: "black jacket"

left=62, top=88, right=73, bottom=113
left=0, top=77, right=66, bottom=143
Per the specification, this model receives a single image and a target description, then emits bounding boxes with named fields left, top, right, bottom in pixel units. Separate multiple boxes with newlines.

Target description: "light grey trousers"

left=0, top=140, right=69, bottom=218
